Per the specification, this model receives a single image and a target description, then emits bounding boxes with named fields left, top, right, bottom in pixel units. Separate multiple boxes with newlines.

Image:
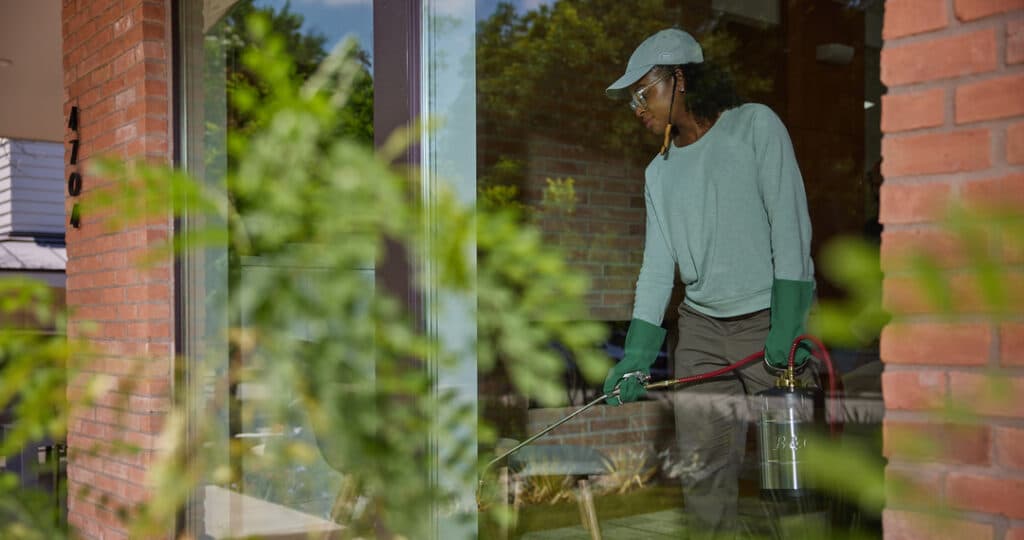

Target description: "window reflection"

left=183, top=0, right=374, bottom=536
left=476, top=1, right=883, bottom=538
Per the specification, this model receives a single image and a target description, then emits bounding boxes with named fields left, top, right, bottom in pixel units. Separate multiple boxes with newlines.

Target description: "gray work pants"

left=670, top=303, right=813, bottom=539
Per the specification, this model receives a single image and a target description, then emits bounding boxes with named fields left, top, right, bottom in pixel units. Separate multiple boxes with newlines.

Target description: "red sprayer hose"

left=477, top=336, right=841, bottom=508
left=654, top=336, right=841, bottom=435
left=670, top=350, right=765, bottom=384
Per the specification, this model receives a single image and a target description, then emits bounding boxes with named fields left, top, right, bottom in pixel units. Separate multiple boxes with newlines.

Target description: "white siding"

left=0, top=140, right=11, bottom=235
left=0, top=138, right=65, bottom=236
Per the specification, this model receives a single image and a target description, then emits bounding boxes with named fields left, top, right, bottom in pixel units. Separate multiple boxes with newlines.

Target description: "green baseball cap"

left=606, top=28, right=704, bottom=99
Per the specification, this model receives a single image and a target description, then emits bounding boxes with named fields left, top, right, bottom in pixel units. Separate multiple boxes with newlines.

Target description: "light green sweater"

left=633, top=103, right=814, bottom=324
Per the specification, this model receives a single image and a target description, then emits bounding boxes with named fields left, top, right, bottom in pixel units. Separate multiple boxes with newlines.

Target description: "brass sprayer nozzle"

left=775, top=366, right=801, bottom=390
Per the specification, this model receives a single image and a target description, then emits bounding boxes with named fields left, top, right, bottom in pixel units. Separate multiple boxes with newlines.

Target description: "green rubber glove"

left=765, top=279, right=815, bottom=370
left=604, top=319, right=666, bottom=405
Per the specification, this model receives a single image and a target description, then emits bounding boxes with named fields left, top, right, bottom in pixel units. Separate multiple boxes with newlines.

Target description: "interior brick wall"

left=879, top=2, right=1024, bottom=539
left=525, top=400, right=674, bottom=463
left=521, top=135, right=646, bottom=322
left=62, top=1, right=174, bottom=537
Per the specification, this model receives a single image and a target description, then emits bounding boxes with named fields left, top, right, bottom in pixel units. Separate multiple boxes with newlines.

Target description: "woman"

left=602, top=28, right=816, bottom=538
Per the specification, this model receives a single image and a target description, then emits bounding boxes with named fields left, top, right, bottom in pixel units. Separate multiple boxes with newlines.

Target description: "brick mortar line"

left=68, top=392, right=172, bottom=404
left=78, top=110, right=174, bottom=131
left=66, top=286, right=172, bottom=296
left=64, top=482, right=137, bottom=511
left=883, top=55, right=1024, bottom=92
left=882, top=11, right=1008, bottom=48
left=526, top=424, right=663, bottom=435
left=76, top=122, right=170, bottom=148
left=884, top=113, right=1024, bottom=138
left=992, top=118, right=1010, bottom=168
left=58, top=140, right=139, bottom=166
left=987, top=418, right=1024, bottom=430
left=881, top=221, right=1003, bottom=233
left=68, top=372, right=170, bottom=384
left=883, top=263, right=1024, bottom=277
left=67, top=432, right=161, bottom=458
left=954, top=92, right=1013, bottom=134
left=885, top=313, right=1008, bottom=325
left=65, top=294, right=170, bottom=303
left=66, top=303, right=173, bottom=311
left=884, top=506, right=997, bottom=526
left=65, top=274, right=173, bottom=285
left=69, top=432, right=162, bottom=454
left=996, top=7, right=1011, bottom=73
left=76, top=414, right=167, bottom=431
left=879, top=164, right=1024, bottom=185
left=63, top=320, right=173, bottom=328
left=65, top=327, right=173, bottom=337
left=72, top=405, right=168, bottom=417
left=941, top=463, right=1024, bottom=481
left=66, top=394, right=165, bottom=409
left=64, top=339, right=173, bottom=347
left=883, top=367, right=1023, bottom=382
left=884, top=78, right=959, bottom=95
left=933, top=510, right=1012, bottom=535
left=69, top=428, right=161, bottom=454
left=887, top=365, right=1024, bottom=377
left=880, top=171, right=1003, bottom=185
left=65, top=477, right=146, bottom=507
left=68, top=444, right=159, bottom=468
left=65, top=304, right=170, bottom=312
left=532, top=413, right=667, bottom=426
left=885, top=408, right=1024, bottom=427
left=74, top=372, right=174, bottom=385
left=885, top=311, right=1024, bottom=323
left=528, top=408, right=668, bottom=419
left=946, top=62, right=1024, bottom=87
left=882, top=410, right=985, bottom=425
left=66, top=496, right=136, bottom=525
left=65, top=223, right=173, bottom=234
left=66, top=267, right=171, bottom=277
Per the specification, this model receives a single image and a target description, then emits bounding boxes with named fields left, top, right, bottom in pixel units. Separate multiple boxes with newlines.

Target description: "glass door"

left=177, top=1, right=375, bottom=536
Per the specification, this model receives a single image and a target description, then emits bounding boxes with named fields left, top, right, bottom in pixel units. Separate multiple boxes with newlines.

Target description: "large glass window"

left=474, top=1, right=884, bottom=538
left=178, top=0, right=885, bottom=537
left=178, top=1, right=373, bottom=536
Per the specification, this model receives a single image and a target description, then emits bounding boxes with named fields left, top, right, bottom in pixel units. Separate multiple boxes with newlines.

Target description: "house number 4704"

left=67, top=106, right=81, bottom=228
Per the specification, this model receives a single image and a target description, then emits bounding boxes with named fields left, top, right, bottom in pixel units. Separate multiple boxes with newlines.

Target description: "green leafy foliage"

left=215, top=0, right=373, bottom=145
left=2, top=3, right=1021, bottom=539
left=0, top=280, right=75, bottom=538
left=810, top=237, right=890, bottom=347
left=801, top=199, right=1024, bottom=537
left=84, top=12, right=607, bottom=538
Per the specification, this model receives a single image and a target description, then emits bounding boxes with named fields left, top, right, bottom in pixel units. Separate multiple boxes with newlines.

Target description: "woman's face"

left=629, top=69, right=678, bottom=135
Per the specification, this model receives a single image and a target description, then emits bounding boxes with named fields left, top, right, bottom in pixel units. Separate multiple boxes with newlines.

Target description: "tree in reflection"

left=212, top=0, right=374, bottom=145
left=477, top=0, right=773, bottom=175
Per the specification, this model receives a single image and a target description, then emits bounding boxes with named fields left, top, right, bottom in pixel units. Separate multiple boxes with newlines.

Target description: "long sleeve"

left=754, top=107, right=814, bottom=282
left=632, top=185, right=675, bottom=325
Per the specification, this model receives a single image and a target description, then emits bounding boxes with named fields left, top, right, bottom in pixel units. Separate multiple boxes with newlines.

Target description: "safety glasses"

left=629, top=73, right=671, bottom=112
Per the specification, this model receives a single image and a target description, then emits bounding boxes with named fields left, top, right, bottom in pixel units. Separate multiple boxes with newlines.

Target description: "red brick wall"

left=880, top=2, right=1024, bottom=539
left=526, top=400, right=674, bottom=462
left=62, top=0, right=174, bottom=537
left=522, top=135, right=646, bottom=321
